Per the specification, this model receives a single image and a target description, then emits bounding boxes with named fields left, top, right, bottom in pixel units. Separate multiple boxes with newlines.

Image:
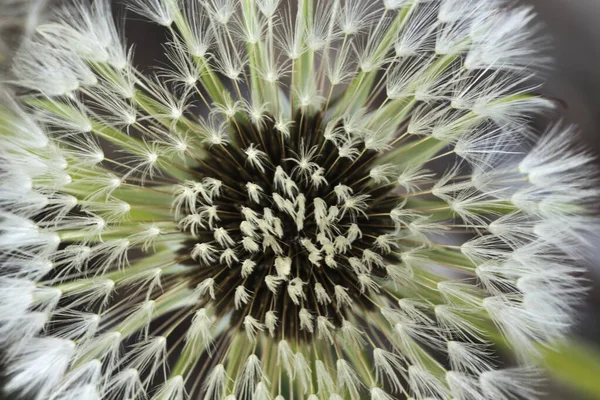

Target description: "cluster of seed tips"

left=0, top=0, right=598, bottom=399
left=174, top=112, right=406, bottom=340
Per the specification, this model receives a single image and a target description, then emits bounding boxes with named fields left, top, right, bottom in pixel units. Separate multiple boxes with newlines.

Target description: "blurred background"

left=524, top=1, right=600, bottom=398
left=527, top=0, right=600, bottom=155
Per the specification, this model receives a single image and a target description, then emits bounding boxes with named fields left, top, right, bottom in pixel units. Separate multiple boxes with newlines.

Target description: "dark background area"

left=526, top=0, right=600, bottom=398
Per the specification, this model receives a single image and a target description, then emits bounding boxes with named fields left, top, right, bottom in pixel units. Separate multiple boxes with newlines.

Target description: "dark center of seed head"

left=176, top=113, right=398, bottom=339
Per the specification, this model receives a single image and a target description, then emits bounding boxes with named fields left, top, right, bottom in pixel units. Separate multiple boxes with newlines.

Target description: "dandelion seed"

left=294, top=352, right=312, bottom=394
left=243, top=315, right=265, bottom=342
left=265, top=311, right=278, bottom=337
left=202, top=364, right=227, bottom=400
left=337, top=358, right=362, bottom=399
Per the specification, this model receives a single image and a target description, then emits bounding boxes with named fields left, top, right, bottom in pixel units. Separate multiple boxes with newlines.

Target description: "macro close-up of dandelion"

left=1, top=0, right=599, bottom=399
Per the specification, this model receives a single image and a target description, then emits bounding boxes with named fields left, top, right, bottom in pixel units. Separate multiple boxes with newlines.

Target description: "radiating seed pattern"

left=0, top=0, right=597, bottom=400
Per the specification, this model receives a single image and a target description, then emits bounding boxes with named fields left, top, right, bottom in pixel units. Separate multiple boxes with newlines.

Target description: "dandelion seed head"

left=0, top=0, right=596, bottom=399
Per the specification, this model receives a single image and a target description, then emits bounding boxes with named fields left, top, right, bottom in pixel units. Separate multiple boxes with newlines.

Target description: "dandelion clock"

left=0, top=0, right=597, bottom=399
